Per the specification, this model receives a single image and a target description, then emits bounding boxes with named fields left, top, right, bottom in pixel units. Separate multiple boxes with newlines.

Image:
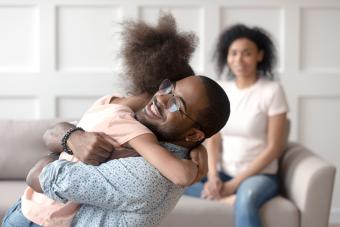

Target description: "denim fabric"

left=2, top=199, right=41, bottom=227
left=184, top=172, right=232, bottom=197
left=184, top=172, right=279, bottom=227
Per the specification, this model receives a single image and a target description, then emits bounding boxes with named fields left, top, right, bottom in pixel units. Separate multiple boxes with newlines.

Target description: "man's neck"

left=169, top=140, right=199, bottom=150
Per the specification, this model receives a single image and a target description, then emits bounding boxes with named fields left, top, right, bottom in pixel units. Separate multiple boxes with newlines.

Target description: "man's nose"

left=155, top=93, right=169, bottom=109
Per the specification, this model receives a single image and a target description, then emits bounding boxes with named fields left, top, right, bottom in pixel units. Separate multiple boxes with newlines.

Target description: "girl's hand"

left=190, top=145, right=208, bottom=184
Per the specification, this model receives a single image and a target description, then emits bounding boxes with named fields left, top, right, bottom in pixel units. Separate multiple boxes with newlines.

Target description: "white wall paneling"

left=0, top=0, right=339, bottom=223
left=56, top=96, right=100, bottom=119
left=300, top=7, right=340, bottom=74
left=56, top=5, right=122, bottom=72
left=0, top=97, right=39, bottom=119
left=0, top=5, right=39, bottom=72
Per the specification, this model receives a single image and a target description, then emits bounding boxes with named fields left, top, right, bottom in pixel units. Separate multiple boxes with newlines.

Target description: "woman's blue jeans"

left=184, top=172, right=279, bottom=227
left=2, top=198, right=41, bottom=227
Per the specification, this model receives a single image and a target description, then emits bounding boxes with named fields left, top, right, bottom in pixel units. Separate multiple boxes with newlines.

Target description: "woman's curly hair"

left=120, top=13, right=198, bottom=95
left=213, top=24, right=277, bottom=80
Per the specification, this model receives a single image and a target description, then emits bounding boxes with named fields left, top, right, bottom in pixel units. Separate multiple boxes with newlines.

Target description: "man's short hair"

left=197, top=76, right=230, bottom=138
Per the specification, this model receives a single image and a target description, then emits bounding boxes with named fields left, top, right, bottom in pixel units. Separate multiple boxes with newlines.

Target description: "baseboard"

left=330, top=208, right=340, bottom=224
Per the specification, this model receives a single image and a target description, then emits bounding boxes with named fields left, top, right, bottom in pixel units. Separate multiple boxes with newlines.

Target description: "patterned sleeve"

left=39, top=158, right=170, bottom=211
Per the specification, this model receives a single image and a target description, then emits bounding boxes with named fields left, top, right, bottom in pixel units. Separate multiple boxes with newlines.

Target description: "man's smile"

left=144, top=97, right=165, bottom=120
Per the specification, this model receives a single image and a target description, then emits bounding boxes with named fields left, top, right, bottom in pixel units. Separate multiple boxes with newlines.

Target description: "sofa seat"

left=0, top=181, right=27, bottom=218
left=160, top=195, right=299, bottom=227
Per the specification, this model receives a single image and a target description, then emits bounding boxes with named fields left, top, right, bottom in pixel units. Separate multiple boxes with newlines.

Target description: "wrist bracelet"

left=61, top=127, right=84, bottom=155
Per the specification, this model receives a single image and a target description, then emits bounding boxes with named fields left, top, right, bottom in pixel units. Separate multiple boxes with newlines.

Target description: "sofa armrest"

left=279, top=142, right=336, bottom=227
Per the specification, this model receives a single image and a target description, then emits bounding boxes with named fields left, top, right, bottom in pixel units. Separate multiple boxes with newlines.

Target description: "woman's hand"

left=220, top=178, right=239, bottom=197
left=201, top=175, right=223, bottom=200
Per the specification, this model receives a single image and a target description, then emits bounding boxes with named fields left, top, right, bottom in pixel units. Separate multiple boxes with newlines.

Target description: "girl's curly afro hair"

left=120, top=13, right=198, bottom=95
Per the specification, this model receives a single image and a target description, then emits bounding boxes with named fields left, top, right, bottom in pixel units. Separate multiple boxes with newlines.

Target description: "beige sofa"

left=0, top=119, right=336, bottom=227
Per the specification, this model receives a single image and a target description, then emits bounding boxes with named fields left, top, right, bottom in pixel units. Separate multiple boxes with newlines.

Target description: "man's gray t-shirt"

left=40, top=143, right=188, bottom=227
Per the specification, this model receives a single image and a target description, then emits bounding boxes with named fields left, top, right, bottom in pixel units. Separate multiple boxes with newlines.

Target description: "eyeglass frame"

left=157, top=79, right=205, bottom=133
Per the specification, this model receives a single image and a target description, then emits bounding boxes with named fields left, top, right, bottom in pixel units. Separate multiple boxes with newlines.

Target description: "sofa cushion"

left=0, top=119, right=58, bottom=180
left=160, top=195, right=233, bottom=227
left=261, top=196, right=300, bottom=227
left=0, top=181, right=27, bottom=221
left=160, top=195, right=299, bottom=227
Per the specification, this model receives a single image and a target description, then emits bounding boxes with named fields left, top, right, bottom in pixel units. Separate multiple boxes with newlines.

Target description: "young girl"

left=4, top=14, right=204, bottom=227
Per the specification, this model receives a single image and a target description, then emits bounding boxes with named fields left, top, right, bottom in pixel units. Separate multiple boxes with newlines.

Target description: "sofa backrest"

left=0, top=119, right=60, bottom=180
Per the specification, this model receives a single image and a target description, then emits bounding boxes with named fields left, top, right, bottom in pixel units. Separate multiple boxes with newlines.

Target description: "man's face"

left=135, top=76, right=208, bottom=142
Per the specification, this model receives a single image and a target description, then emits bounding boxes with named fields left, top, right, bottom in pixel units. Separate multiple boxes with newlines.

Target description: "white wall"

left=0, top=0, right=339, bottom=223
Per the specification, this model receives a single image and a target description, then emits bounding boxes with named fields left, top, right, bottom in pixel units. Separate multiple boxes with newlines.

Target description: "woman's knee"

left=236, top=186, right=258, bottom=209
left=236, top=175, right=279, bottom=208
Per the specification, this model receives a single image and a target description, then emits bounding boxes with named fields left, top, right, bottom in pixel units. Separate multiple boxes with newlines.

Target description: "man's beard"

left=135, top=111, right=179, bottom=142
left=143, top=121, right=178, bottom=142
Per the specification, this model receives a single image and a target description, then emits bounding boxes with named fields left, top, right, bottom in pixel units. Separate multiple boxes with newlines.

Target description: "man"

left=4, top=76, right=230, bottom=227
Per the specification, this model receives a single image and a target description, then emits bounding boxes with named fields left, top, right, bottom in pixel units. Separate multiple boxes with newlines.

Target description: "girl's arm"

left=221, top=113, right=287, bottom=197
left=128, top=133, right=198, bottom=186
left=189, top=145, right=208, bottom=183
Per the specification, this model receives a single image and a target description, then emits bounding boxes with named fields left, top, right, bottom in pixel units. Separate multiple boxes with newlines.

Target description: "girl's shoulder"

left=111, top=93, right=151, bottom=112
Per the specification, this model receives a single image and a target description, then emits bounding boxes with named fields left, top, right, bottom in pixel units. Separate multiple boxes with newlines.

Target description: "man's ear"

left=184, top=128, right=205, bottom=143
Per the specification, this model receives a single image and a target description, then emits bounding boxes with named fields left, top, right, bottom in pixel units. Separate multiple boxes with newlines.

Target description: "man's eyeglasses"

left=158, top=79, right=204, bottom=131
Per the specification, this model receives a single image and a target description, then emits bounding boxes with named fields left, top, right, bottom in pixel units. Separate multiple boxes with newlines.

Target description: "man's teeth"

left=151, top=104, right=160, bottom=117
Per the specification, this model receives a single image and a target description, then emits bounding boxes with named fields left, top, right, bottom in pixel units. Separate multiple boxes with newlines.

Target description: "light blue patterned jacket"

left=40, top=143, right=188, bottom=227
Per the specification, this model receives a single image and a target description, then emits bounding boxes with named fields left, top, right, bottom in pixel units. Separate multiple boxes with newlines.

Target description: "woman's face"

left=227, top=38, right=263, bottom=80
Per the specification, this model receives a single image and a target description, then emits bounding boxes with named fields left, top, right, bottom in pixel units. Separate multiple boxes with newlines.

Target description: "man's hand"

left=68, top=131, right=120, bottom=165
left=26, top=152, right=60, bottom=193
left=189, top=145, right=208, bottom=184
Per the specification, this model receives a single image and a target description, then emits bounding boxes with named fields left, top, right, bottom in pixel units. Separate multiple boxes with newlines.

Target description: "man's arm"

left=39, top=158, right=168, bottom=210
left=43, top=122, right=119, bottom=165
left=25, top=122, right=74, bottom=192
left=26, top=152, right=59, bottom=192
left=43, top=122, right=75, bottom=153
left=27, top=122, right=127, bottom=194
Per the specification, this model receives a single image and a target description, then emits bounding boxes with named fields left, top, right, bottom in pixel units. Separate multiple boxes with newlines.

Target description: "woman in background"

left=185, top=24, right=289, bottom=227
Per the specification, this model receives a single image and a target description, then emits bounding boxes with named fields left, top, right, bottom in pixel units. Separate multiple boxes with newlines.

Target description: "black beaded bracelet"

left=61, top=127, right=84, bottom=155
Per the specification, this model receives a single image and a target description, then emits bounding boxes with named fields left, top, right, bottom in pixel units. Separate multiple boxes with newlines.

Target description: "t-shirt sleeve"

left=90, top=110, right=153, bottom=145
left=268, top=83, right=289, bottom=116
left=87, top=95, right=112, bottom=111
left=107, top=118, right=153, bottom=145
